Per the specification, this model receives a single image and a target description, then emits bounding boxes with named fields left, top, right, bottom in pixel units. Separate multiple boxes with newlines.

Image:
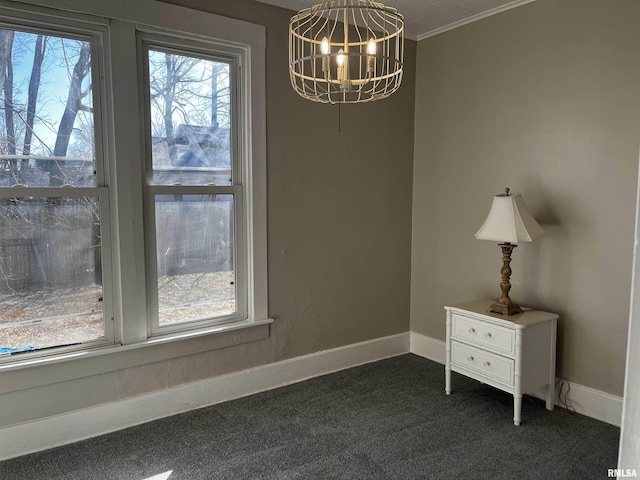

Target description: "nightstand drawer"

left=452, top=314, right=514, bottom=356
left=451, top=341, right=514, bottom=386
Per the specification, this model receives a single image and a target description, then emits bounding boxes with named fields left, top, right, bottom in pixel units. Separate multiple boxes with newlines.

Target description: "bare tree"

left=149, top=52, right=230, bottom=164
left=210, top=62, right=230, bottom=130
left=0, top=31, right=99, bottom=302
left=150, top=52, right=205, bottom=164
left=20, top=34, right=47, bottom=182
left=2, top=31, right=16, bottom=179
left=162, top=53, right=177, bottom=164
left=0, top=30, right=13, bottom=100
left=49, top=41, right=90, bottom=186
left=0, top=30, right=14, bottom=178
left=211, top=63, right=219, bottom=131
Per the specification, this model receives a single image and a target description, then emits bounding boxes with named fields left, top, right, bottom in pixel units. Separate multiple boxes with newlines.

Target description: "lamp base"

left=489, top=299, right=523, bottom=316
left=487, top=242, right=524, bottom=316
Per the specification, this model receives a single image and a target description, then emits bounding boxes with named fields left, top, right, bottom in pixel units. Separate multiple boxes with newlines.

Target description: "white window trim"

left=0, top=319, right=272, bottom=386
left=0, top=5, right=116, bottom=354
left=138, top=34, right=249, bottom=336
left=0, top=0, right=270, bottom=374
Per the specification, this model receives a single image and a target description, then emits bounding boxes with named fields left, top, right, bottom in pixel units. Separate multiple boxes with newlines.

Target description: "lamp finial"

left=505, top=187, right=510, bottom=196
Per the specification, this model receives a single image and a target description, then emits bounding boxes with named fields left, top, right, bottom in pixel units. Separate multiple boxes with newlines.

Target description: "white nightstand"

left=445, top=300, right=558, bottom=426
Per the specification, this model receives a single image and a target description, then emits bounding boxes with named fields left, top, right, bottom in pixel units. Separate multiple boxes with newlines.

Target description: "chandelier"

left=289, top=0, right=404, bottom=104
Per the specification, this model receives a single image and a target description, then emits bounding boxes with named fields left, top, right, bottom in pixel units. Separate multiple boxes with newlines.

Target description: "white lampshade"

left=475, top=192, right=545, bottom=244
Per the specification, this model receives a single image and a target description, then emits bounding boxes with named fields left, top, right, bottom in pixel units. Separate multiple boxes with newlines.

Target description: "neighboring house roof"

left=153, top=125, right=231, bottom=169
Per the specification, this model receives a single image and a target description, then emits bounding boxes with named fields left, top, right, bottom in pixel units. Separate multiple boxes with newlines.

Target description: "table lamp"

left=475, top=188, right=545, bottom=315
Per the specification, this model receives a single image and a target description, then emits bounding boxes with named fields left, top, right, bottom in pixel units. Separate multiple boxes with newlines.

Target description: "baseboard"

left=0, top=332, right=410, bottom=461
left=549, top=380, right=623, bottom=427
left=409, top=331, right=623, bottom=427
left=2, top=331, right=621, bottom=461
left=409, top=331, right=446, bottom=363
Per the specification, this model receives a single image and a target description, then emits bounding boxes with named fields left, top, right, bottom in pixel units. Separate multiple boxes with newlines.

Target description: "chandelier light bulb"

left=320, top=36, right=330, bottom=72
left=367, top=38, right=376, bottom=56
left=366, top=38, right=376, bottom=73
left=336, top=48, right=346, bottom=85
left=320, top=37, right=330, bottom=55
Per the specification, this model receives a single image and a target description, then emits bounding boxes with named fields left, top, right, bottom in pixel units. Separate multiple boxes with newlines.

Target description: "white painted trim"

left=417, top=0, right=537, bottom=41
left=0, top=333, right=409, bottom=461
left=410, top=331, right=445, bottom=364
left=8, top=0, right=266, bottom=48
left=618, top=151, right=640, bottom=469
left=553, top=381, right=623, bottom=428
left=1, top=331, right=622, bottom=461
left=409, top=331, right=623, bottom=427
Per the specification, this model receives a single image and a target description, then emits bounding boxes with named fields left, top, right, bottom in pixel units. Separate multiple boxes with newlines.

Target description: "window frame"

left=0, top=0, right=269, bottom=369
left=139, top=33, right=251, bottom=337
left=0, top=8, right=116, bottom=357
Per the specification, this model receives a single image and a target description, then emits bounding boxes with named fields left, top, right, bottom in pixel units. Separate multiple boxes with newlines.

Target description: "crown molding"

left=417, top=0, right=537, bottom=41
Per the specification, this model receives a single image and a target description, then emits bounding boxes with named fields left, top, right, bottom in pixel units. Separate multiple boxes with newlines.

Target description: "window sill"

left=0, top=318, right=272, bottom=394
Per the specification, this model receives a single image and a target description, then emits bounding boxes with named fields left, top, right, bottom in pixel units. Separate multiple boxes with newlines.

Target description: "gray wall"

left=8, top=0, right=635, bottom=431
left=411, top=0, right=640, bottom=396
left=0, top=0, right=415, bottom=426
left=180, top=0, right=416, bottom=357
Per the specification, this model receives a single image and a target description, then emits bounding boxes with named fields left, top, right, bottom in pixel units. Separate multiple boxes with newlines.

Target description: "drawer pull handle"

left=485, top=332, right=493, bottom=338
left=469, top=328, right=476, bottom=334
left=484, top=361, right=491, bottom=367
left=467, top=356, right=475, bottom=362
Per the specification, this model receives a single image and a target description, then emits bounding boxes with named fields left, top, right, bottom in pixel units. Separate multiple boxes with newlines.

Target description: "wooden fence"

left=0, top=196, right=233, bottom=293
left=0, top=198, right=100, bottom=292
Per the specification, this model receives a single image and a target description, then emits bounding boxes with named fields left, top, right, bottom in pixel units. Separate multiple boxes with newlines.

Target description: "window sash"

left=0, top=187, right=115, bottom=357
left=0, top=13, right=115, bottom=361
left=145, top=186, right=246, bottom=335
left=139, top=34, right=242, bottom=189
left=139, top=35, right=248, bottom=336
left=0, top=9, right=109, bottom=189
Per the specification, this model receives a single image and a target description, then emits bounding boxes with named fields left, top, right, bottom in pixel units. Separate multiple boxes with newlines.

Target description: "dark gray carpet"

left=0, top=354, right=620, bottom=480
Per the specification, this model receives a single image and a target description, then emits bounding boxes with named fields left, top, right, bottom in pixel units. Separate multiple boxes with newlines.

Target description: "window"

left=141, top=37, right=249, bottom=335
left=0, top=1, right=267, bottom=364
left=0, top=20, right=113, bottom=355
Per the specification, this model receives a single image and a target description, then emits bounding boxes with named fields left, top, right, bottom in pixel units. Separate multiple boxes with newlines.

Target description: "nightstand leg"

left=545, top=384, right=554, bottom=410
left=445, top=366, right=451, bottom=395
left=514, top=394, right=522, bottom=426
left=547, top=318, right=557, bottom=411
left=514, top=329, right=523, bottom=426
left=445, top=310, right=452, bottom=395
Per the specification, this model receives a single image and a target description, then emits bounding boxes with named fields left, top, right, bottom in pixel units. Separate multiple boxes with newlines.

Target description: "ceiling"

left=255, top=0, right=536, bottom=40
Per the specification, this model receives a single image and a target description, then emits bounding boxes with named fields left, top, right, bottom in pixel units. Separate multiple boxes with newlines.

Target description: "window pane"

left=0, top=29, right=95, bottom=188
left=147, top=49, right=231, bottom=186
left=0, top=197, right=104, bottom=353
left=155, top=194, right=235, bottom=325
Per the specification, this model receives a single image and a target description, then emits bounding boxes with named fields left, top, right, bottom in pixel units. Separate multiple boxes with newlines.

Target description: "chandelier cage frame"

left=289, top=0, right=404, bottom=104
